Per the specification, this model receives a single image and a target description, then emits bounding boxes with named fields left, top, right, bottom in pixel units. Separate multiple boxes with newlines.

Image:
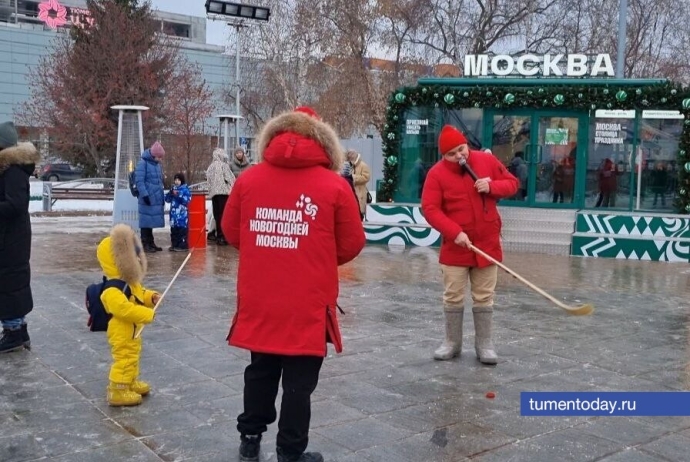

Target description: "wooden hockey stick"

left=134, top=220, right=210, bottom=339
left=469, top=244, right=594, bottom=316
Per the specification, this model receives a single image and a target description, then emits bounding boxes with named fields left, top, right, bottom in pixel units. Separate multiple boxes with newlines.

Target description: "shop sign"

left=594, top=122, right=625, bottom=145
left=641, top=110, right=684, bottom=119
left=544, top=128, right=569, bottom=145
left=464, top=53, right=615, bottom=77
left=595, top=110, right=635, bottom=119
left=38, top=0, right=94, bottom=30
left=406, top=119, right=428, bottom=135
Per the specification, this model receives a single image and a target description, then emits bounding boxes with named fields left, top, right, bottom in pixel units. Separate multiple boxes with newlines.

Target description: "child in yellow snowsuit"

left=97, top=224, right=159, bottom=406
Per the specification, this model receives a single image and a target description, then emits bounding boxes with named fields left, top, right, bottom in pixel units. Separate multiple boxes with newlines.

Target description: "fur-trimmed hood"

left=97, top=224, right=148, bottom=285
left=256, top=111, right=343, bottom=172
left=0, top=142, right=40, bottom=175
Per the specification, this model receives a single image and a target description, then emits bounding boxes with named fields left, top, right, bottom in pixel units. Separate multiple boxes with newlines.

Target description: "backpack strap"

left=103, top=278, right=142, bottom=304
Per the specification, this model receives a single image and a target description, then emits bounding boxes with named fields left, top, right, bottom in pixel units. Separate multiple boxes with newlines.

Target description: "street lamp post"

left=616, top=0, right=628, bottom=78
left=204, top=1, right=271, bottom=150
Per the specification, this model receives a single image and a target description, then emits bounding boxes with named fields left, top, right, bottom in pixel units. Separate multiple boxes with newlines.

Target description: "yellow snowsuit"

left=96, top=225, right=157, bottom=385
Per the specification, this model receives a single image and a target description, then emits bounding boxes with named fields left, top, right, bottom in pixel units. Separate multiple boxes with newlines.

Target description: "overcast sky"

left=149, top=0, right=228, bottom=46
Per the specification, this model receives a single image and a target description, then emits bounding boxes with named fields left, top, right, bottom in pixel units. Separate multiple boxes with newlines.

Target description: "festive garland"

left=379, top=81, right=690, bottom=213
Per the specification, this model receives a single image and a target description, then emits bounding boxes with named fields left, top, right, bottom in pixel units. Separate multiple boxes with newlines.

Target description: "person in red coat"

left=421, top=125, right=518, bottom=365
left=221, top=106, right=365, bottom=462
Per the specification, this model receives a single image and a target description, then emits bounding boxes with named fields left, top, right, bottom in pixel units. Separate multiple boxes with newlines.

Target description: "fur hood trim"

left=97, top=224, right=148, bottom=285
left=111, top=224, right=147, bottom=284
left=256, top=111, right=343, bottom=172
left=0, top=142, right=40, bottom=174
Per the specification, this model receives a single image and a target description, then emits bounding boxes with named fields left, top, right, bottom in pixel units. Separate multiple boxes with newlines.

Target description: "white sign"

left=595, top=110, right=635, bottom=119
left=406, top=119, right=428, bottom=135
left=641, top=110, right=684, bottom=119
left=464, top=53, right=615, bottom=77
left=594, top=122, right=625, bottom=145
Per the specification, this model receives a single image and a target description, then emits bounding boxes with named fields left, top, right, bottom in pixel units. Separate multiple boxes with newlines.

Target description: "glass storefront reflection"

left=395, top=108, right=483, bottom=202
left=587, top=116, right=633, bottom=209
left=395, top=106, right=684, bottom=212
left=636, top=117, right=682, bottom=211
left=492, top=114, right=530, bottom=201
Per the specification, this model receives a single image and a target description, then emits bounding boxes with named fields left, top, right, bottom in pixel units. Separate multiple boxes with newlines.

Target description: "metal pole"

left=14, top=0, right=18, bottom=24
left=223, top=118, right=229, bottom=153
left=636, top=144, right=642, bottom=210
left=616, top=0, right=628, bottom=78
left=137, top=111, right=144, bottom=154
left=113, top=110, right=124, bottom=189
left=235, top=24, right=241, bottom=149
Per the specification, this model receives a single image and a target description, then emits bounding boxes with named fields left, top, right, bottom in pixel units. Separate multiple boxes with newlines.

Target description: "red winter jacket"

left=421, top=150, right=518, bottom=268
left=221, top=111, right=365, bottom=357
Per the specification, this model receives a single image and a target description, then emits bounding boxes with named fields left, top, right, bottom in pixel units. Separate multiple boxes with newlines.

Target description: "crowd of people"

left=0, top=112, right=519, bottom=462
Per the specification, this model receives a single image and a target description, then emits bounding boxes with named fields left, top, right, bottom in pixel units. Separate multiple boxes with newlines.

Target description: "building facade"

left=0, top=0, right=238, bottom=133
left=366, top=69, right=690, bottom=262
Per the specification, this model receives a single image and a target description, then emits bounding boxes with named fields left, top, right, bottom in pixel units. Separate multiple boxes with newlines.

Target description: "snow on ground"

left=30, top=179, right=213, bottom=214
left=29, top=180, right=215, bottom=233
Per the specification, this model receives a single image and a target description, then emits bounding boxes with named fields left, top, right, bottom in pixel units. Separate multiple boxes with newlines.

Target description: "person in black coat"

left=0, top=121, right=40, bottom=353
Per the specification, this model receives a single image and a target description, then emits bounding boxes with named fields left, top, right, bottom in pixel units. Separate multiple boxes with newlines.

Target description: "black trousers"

left=140, top=227, right=154, bottom=245
left=170, top=226, right=188, bottom=249
left=237, top=352, right=323, bottom=456
left=212, top=195, right=229, bottom=240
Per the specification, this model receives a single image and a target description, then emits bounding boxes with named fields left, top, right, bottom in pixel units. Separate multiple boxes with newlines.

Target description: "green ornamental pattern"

left=379, top=84, right=690, bottom=214
left=364, top=204, right=440, bottom=247
left=572, top=236, right=689, bottom=261
left=572, top=213, right=690, bottom=261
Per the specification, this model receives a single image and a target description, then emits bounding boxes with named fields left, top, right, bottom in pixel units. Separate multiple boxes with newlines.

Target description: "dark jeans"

left=212, top=195, right=229, bottom=240
left=237, top=352, right=323, bottom=456
left=140, top=227, right=154, bottom=245
left=170, top=226, right=188, bottom=249
left=595, top=192, right=616, bottom=208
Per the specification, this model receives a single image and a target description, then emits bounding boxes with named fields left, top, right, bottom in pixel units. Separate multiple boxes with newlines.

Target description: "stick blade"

left=567, top=304, right=594, bottom=316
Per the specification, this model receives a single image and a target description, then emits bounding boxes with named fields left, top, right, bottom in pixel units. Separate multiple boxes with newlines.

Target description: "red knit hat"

left=294, top=106, right=320, bottom=119
left=438, top=125, right=467, bottom=155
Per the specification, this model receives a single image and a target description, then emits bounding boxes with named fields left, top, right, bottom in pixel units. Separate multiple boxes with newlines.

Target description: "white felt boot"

left=433, top=309, right=463, bottom=360
left=473, top=306, right=497, bottom=365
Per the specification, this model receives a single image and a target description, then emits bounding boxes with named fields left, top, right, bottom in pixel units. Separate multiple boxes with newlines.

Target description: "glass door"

left=532, top=114, right=586, bottom=207
left=486, top=110, right=587, bottom=207
left=487, top=111, right=532, bottom=204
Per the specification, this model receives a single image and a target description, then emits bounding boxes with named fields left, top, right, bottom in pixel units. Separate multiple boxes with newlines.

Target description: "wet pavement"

left=2, top=215, right=690, bottom=461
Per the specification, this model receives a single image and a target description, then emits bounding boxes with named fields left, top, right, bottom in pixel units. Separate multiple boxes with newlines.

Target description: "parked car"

left=40, top=163, right=84, bottom=182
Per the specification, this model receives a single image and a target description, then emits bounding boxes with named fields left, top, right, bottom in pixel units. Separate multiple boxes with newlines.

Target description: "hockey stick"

left=469, top=244, right=594, bottom=316
left=133, top=216, right=211, bottom=339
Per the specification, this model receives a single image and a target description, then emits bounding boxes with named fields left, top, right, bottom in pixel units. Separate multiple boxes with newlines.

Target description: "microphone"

left=458, top=157, right=479, bottom=182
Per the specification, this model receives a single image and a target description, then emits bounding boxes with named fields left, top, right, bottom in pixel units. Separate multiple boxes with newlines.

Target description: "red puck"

left=486, top=392, right=496, bottom=399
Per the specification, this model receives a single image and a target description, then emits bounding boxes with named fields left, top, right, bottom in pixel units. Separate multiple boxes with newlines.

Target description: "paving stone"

left=637, top=432, right=690, bottom=461
left=2, top=216, right=689, bottom=461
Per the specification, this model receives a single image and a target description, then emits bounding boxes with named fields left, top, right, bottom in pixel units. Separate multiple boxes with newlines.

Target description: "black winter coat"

left=0, top=142, right=39, bottom=320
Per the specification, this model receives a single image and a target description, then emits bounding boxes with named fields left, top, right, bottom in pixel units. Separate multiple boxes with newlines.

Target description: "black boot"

left=239, top=434, right=261, bottom=461
left=216, top=236, right=228, bottom=246
left=277, top=449, right=323, bottom=462
left=151, top=242, right=163, bottom=252
left=0, top=328, right=24, bottom=354
left=21, top=323, right=30, bottom=350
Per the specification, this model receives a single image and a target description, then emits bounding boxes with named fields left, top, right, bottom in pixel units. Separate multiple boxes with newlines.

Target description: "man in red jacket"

left=221, top=106, right=365, bottom=462
left=421, top=125, right=518, bottom=365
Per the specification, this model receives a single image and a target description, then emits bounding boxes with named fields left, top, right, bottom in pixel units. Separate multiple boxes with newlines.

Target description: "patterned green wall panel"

left=576, top=214, right=690, bottom=239
left=367, top=204, right=427, bottom=225
left=365, top=204, right=440, bottom=247
left=572, top=236, right=690, bottom=262
left=364, top=224, right=441, bottom=247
